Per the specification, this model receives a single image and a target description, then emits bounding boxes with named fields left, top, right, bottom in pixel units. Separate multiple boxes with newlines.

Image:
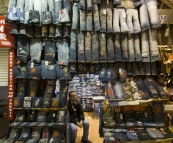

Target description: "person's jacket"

left=67, top=100, right=85, bottom=124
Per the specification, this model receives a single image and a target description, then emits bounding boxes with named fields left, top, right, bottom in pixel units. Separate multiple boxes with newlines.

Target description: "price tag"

left=103, top=9, right=106, bottom=15
left=45, top=61, right=48, bottom=65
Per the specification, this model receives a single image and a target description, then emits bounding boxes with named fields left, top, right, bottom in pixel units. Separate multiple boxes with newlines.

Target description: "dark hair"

left=69, top=91, right=73, bottom=97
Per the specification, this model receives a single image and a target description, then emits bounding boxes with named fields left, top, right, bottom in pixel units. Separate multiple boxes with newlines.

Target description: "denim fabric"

left=63, top=25, right=70, bottom=38
left=28, top=62, right=41, bottom=80
left=143, top=62, right=151, bottom=75
left=41, top=61, right=57, bottom=79
left=91, top=32, right=99, bottom=63
left=26, top=26, right=34, bottom=37
left=8, top=0, right=17, bottom=11
left=99, top=68, right=107, bottom=81
left=14, top=110, right=26, bottom=122
left=114, top=132, right=129, bottom=141
left=63, top=0, right=71, bottom=14
left=28, top=10, right=40, bottom=24
left=138, top=62, right=145, bottom=75
left=106, top=8, right=113, bottom=33
left=26, top=79, right=40, bottom=97
left=146, top=128, right=164, bottom=138
left=80, top=10, right=86, bottom=31
left=93, top=4, right=100, bottom=31
left=149, top=29, right=160, bottom=62
left=30, top=38, right=42, bottom=63
left=151, top=62, right=157, bottom=75
left=36, top=111, right=47, bottom=122
left=19, top=24, right=26, bottom=35
left=41, top=0, right=48, bottom=12
left=139, top=3, right=150, bottom=31
left=126, top=9, right=141, bottom=34
left=53, top=0, right=62, bottom=25
left=141, top=30, right=150, bottom=62
left=99, top=33, right=107, bottom=62
left=133, top=34, right=142, bottom=61
left=72, top=3, right=79, bottom=30
left=107, top=34, right=115, bottom=62
left=56, top=40, right=69, bottom=65
left=42, top=11, right=53, bottom=25
left=14, top=64, right=28, bottom=79
left=127, top=34, right=135, bottom=62
left=56, top=64, right=71, bottom=80
left=79, top=0, right=86, bottom=9
left=7, top=7, right=20, bottom=21
left=16, top=0, right=25, bottom=23
left=114, top=33, right=122, bottom=61
left=121, top=34, right=129, bottom=61
left=24, top=0, right=33, bottom=24
left=147, top=0, right=161, bottom=28
left=93, top=0, right=101, bottom=3
left=77, top=31, right=85, bottom=62
left=132, top=62, right=140, bottom=75
left=9, top=23, right=18, bottom=35
left=17, top=37, right=30, bottom=64
left=55, top=25, right=63, bottom=38
left=59, top=8, right=70, bottom=23
left=113, top=82, right=124, bottom=100
left=86, top=11, right=93, bottom=31
left=32, top=97, right=42, bottom=108
left=14, top=97, right=23, bottom=108
left=42, top=25, right=48, bottom=37
left=47, top=111, right=57, bottom=122
left=8, top=128, right=21, bottom=140
left=100, top=8, right=106, bottom=33
left=85, top=32, right=92, bottom=62
left=18, top=128, right=31, bottom=140
left=17, top=79, right=27, bottom=97
left=33, top=0, right=42, bottom=24
left=42, top=98, right=51, bottom=108
left=49, top=25, right=55, bottom=37
left=126, top=131, right=140, bottom=140
left=34, top=26, right=41, bottom=37
left=113, top=0, right=121, bottom=5
left=86, top=0, right=93, bottom=10
left=119, top=9, right=129, bottom=33
left=69, top=31, right=77, bottom=62
left=113, top=8, right=120, bottom=33
left=137, top=129, right=151, bottom=140
left=117, top=0, right=135, bottom=8
left=44, top=41, right=56, bottom=65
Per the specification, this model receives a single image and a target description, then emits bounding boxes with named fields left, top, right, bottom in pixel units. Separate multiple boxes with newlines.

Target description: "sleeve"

left=68, top=101, right=79, bottom=124
left=78, top=103, right=85, bottom=121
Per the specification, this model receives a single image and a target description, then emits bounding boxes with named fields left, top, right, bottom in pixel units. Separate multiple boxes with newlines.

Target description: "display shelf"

left=13, top=107, right=67, bottom=111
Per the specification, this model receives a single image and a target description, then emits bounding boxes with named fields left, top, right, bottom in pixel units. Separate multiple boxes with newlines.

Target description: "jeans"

left=26, top=79, right=40, bottom=97
left=117, top=0, right=135, bottom=8
left=69, top=31, right=77, bottom=62
left=113, top=82, right=124, bottom=100
left=30, top=38, right=42, bottom=63
left=86, top=11, right=93, bottom=31
left=151, top=62, right=157, bottom=75
left=56, top=40, right=69, bottom=65
left=126, top=9, right=141, bottom=34
left=59, top=8, right=70, bottom=23
left=71, top=3, right=79, bottom=30
left=16, top=0, right=25, bottom=23
left=127, top=34, right=135, bottom=62
left=93, top=0, right=101, bottom=4
left=100, top=8, right=106, bottom=32
left=149, top=29, right=160, bottom=62
left=53, top=0, right=62, bottom=25
left=33, top=0, right=42, bottom=24
left=107, top=8, right=113, bottom=33
left=42, top=11, right=53, bottom=25
left=28, top=63, right=42, bottom=80
left=56, top=64, right=71, bottom=80
left=141, top=30, right=150, bottom=62
left=55, top=25, right=63, bottom=38
left=114, top=33, right=122, bottom=61
left=93, top=4, right=100, bottom=31
left=14, top=65, right=28, bottom=79
left=133, top=34, right=142, bottom=61
left=144, top=62, right=151, bottom=75
left=99, top=33, right=107, bottom=62
left=36, top=111, right=47, bottom=122
left=86, top=0, right=93, bottom=10
left=85, top=32, right=92, bottom=62
left=24, top=0, right=33, bottom=24
left=107, top=34, right=115, bottom=62
left=44, top=41, right=56, bottom=65
left=80, top=10, right=86, bottom=31
left=7, top=7, right=20, bottom=21
left=17, top=37, right=30, bottom=64
left=121, top=34, right=129, bottom=61
left=77, top=31, right=85, bottom=62
left=17, top=79, right=27, bottom=97
left=91, top=32, right=99, bottom=63
left=113, top=0, right=121, bottom=5
left=8, top=0, right=16, bottom=11
left=79, top=0, right=86, bottom=9
left=70, top=120, right=89, bottom=143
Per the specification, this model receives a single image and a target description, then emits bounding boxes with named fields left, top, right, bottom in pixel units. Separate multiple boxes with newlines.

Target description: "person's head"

left=69, top=91, right=77, bottom=102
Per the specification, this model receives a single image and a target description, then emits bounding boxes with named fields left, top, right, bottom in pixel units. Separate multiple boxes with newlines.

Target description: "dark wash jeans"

left=69, top=30, right=77, bottom=62
left=92, top=32, right=99, bottom=63
left=85, top=32, right=92, bottom=62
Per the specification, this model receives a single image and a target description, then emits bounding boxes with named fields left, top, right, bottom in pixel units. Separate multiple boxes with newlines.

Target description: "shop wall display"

left=4, top=0, right=173, bottom=142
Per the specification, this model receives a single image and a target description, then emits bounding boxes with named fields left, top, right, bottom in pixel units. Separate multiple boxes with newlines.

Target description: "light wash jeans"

left=85, top=32, right=92, bottom=62
left=24, top=0, right=33, bottom=24
left=133, top=34, right=142, bottom=61
left=71, top=3, right=79, bottom=30
left=53, top=0, right=62, bottom=25
left=93, top=4, right=100, bottom=31
left=78, top=31, right=85, bottom=62
left=70, top=120, right=89, bottom=143
left=121, top=34, right=129, bottom=61
left=91, top=32, right=99, bottom=63
left=33, top=0, right=42, bottom=23
left=127, top=34, right=135, bottom=62
left=114, top=33, right=122, bottom=61
left=16, top=0, right=25, bottom=23
left=69, top=31, right=77, bottom=62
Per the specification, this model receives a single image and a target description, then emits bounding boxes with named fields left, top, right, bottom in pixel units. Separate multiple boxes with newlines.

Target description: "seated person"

left=68, top=91, right=92, bottom=143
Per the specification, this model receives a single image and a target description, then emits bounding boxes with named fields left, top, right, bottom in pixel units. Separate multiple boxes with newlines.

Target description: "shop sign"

left=8, top=49, right=15, bottom=120
left=0, top=16, right=14, bottom=48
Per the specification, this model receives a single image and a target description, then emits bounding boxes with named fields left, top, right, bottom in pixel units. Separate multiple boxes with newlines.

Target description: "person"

left=68, top=91, right=92, bottom=143
left=0, top=112, right=7, bottom=118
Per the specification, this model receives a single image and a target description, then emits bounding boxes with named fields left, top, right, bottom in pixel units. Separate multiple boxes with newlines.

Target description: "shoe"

left=81, top=139, right=92, bottom=143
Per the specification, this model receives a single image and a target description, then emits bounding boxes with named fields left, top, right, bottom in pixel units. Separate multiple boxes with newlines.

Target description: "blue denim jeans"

left=77, top=31, right=85, bottom=62
left=56, top=64, right=71, bottom=80
left=149, top=29, right=160, bottom=62
left=114, top=33, right=122, bottom=61
left=113, top=82, right=124, bottom=100
left=86, top=11, right=93, bottom=31
left=56, top=40, right=69, bottom=65
left=17, top=36, right=30, bottom=64
left=113, top=0, right=121, bottom=5
left=30, top=38, right=42, bottom=63
left=107, top=34, right=115, bottom=62
left=85, top=32, right=92, bottom=62
left=69, top=31, right=77, bottom=62
left=141, top=30, right=150, bottom=62
left=121, top=34, right=129, bottom=61
left=144, top=62, right=151, bottom=75
left=100, top=8, right=106, bottom=32
left=16, top=0, right=25, bottom=23
left=33, top=0, right=42, bottom=24
left=107, top=8, right=113, bottom=33
left=26, top=79, right=40, bottom=97
left=8, top=0, right=16, bottom=11
left=24, top=0, right=33, bottom=24
left=14, top=65, right=28, bottom=79
left=55, top=25, right=63, bottom=38
left=93, top=4, right=100, bottom=31
left=53, top=0, right=62, bottom=25
left=80, top=10, right=86, bottom=31
left=17, top=79, right=27, bottom=97
left=71, top=3, right=79, bottom=30
left=28, top=63, right=42, bottom=80
left=126, top=8, right=141, bottom=34
left=41, top=61, right=57, bottom=79
left=133, top=34, right=142, bottom=61
left=99, top=33, right=107, bottom=62
left=128, top=34, right=135, bottom=62
left=91, top=32, right=99, bottom=63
